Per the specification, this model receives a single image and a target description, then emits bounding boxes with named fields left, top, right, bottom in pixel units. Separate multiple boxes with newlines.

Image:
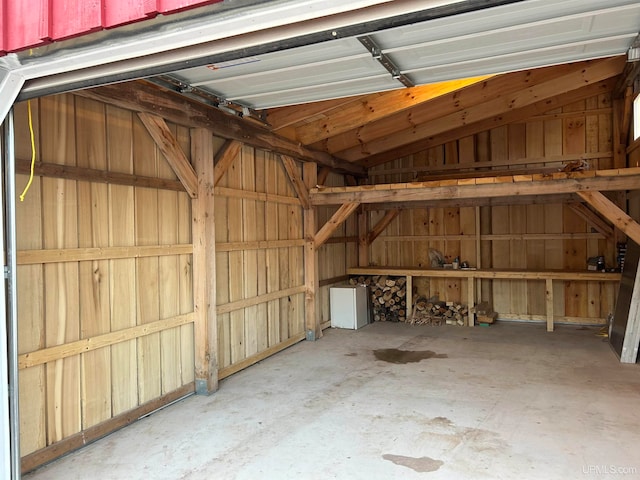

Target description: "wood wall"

left=15, top=95, right=196, bottom=462
left=367, top=93, right=617, bottom=323
left=13, top=94, right=352, bottom=469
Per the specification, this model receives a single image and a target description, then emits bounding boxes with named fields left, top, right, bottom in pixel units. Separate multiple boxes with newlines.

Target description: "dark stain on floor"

left=344, top=353, right=358, bottom=357
left=383, top=454, right=444, bottom=473
left=373, top=348, right=448, bottom=364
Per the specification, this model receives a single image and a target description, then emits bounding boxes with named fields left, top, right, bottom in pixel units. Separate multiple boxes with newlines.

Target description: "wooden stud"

left=304, top=161, right=320, bottom=340
left=357, top=208, right=369, bottom=267
left=546, top=278, right=554, bottom=332
left=191, top=128, right=218, bottom=394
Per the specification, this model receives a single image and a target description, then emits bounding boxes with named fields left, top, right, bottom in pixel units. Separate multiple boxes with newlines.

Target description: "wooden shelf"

left=347, top=267, right=621, bottom=332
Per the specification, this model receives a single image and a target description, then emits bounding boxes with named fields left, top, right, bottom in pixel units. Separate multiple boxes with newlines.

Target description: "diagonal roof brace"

left=358, top=35, right=414, bottom=88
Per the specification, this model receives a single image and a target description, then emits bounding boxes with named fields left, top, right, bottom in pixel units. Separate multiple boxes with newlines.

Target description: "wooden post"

left=191, top=128, right=218, bottom=394
left=358, top=209, right=369, bottom=267
left=405, top=275, right=413, bottom=321
left=467, top=275, right=475, bottom=327
left=303, top=162, right=320, bottom=340
left=545, top=278, right=554, bottom=332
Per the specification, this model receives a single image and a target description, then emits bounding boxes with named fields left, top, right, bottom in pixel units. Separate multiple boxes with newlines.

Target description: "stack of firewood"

left=349, top=275, right=407, bottom=322
left=410, top=296, right=469, bottom=326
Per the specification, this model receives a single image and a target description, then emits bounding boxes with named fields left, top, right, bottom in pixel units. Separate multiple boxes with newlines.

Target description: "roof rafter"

left=333, top=56, right=626, bottom=163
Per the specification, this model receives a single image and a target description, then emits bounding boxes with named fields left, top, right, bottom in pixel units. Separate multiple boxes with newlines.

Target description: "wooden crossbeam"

left=310, top=168, right=640, bottom=206
left=314, top=202, right=360, bottom=247
left=138, top=112, right=198, bottom=198
left=577, top=191, right=640, bottom=246
left=317, top=167, right=331, bottom=186
left=214, top=139, right=243, bottom=187
left=77, top=81, right=365, bottom=176
left=280, top=155, right=310, bottom=209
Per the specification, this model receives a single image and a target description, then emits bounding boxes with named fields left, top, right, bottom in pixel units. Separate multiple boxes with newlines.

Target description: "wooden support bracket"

left=314, top=202, right=360, bottom=247
left=577, top=191, right=640, bottom=246
left=568, top=203, right=614, bottom=239
left=368, top=209, right=401, bottom=244
left=280, top=154, right=311, bottom=209
left=214, top=139, right=243, bottom=187
left=138, top=112, right=198, bottom=198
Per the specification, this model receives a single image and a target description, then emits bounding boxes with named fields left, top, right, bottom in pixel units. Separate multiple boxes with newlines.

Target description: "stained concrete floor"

left=25, top=322, right=640, bottom=480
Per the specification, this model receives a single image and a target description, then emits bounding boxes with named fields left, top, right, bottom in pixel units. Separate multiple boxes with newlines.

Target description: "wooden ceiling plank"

left=314, top=202, right=360, bottom=247
left=577, top=190, right=640, bottom=245
left=318, top=60, right=604, bottom=155
left=76, top=81, right=365, bottom=176
left=280, top=154, right=310, bottom=210
left=214, top=139, right=243, bottom=187
left=294, top=76, right=492, bottom=145
left=267, top=96, right=366, bottom=131
left=361, top=77, right=616, bottom=168
left=336, top=56, right=626, bottom=162
left=310, top=168, right=640, bottom=206
left=138, top=112, right=198, bottom=198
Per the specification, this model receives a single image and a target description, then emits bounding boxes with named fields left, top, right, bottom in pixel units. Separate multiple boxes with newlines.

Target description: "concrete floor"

left=25, top=322, right=640, bottom=480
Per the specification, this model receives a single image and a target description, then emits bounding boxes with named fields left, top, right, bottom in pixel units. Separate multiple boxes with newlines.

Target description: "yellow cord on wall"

left=19, top=100, right=36, bottom=202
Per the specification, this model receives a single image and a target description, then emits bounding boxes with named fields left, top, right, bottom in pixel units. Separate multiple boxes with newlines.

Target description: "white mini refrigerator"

left=330, top=284, right=369, bottom=329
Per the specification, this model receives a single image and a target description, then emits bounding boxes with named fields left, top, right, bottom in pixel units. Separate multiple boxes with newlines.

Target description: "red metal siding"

left=0, top=0, right=222, bottom=55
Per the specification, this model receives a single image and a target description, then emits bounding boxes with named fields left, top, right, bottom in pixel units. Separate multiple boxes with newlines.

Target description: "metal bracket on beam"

left=358, top=36, right=414, bottom=88
left=147, top=76, right=269, bottom=125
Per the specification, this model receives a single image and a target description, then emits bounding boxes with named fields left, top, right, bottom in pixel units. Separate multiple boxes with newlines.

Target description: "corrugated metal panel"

left=50, top=0, right=102, bottom=40
left=2, top=0, right=49, bottom=53
left=0, top=0, right=221, bottom=55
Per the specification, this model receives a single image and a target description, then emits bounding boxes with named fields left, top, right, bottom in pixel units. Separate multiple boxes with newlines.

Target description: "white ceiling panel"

left=163, top=0, right=640, bottom=109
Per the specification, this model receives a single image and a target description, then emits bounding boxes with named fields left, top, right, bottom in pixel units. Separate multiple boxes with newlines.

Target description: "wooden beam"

left=620, top=86, right=634, bottom=147
left=17, top=244, right=192, bottom=265
left=19, top=313, right=194, bottom=369
left=546, top=278, right=554, bottom=332
left=567, top=203, right=614, bottom=239
left=280, top=155, right=310, bottom=209
left=362, top=193, right=578, bottom=210
left=358, top=208, right=369, bottom=267
left=369, top=152, right=612, bottom=177
left=314, top=202, right=360, bottom=247
left=311, top=168, right=640, bottom=206
left=303, top=162, right=320, bottom=340
left=191, top=128, right=218, bottom=395
left=360, top=78, right=617, bottom=167
left=336, top=56, right=625, bottom=162
left=577, top=190, right=640, bottom=246
left=138, top=112, right=198, bottom=198
left=214, top=139, right=243, bottom=187
left=294, top=75, right=492, bottom=144
left=368, top=209, right=400, bottom=244
left=76, top=81, right=365, bottom=176
left=16, top=159, right=185, bottom=192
